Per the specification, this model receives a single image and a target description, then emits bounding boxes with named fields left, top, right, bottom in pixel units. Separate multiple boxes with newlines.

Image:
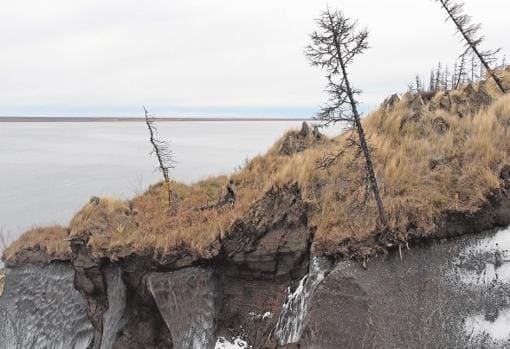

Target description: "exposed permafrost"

left=100, top=266, right=126, bottom=349
left=454, top=226, right=510, bottom=345
left=0, top=264, right=93, bottom=349
left=455, top=226, right=510, bottom=285
left=148, top=268, right=218, bottom=349
left=275, top=257, right=330, bottom=345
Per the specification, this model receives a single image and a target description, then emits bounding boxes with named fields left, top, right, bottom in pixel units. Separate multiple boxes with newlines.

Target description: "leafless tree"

left=306, top=8, right=388, bottom=228
left=443, top=65, right=450, bottom=90
left=452, top=62, right=457, bottom=89
left=429, top=69, right=436, bottom=92
left=435, top=0, right=506, bottom=93
left=435, top=62, right=443, bottom=90
left=454, top=53, right=468, bottom=88
left=415, top=75, right=423, bottom=92
left=143, top=106, right=176, bottom=211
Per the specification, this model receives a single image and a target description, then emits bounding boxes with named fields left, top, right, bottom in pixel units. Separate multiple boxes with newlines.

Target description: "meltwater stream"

left=275, top=257, right=331, bottom=345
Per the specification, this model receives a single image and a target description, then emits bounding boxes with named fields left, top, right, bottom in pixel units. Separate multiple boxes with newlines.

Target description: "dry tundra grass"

left=2, top=225, right=71, bottom=264
left=3, top=71, right=510, bottom=263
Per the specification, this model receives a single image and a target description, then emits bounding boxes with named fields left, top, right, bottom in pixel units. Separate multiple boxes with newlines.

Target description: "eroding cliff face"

left=112, top=262, right=172, bottom=349
left=70, top=236, right=110, bottom=349
left=3, top=183, right=509, bottom=349
left=63, top=183, right=314, bottom=349
left=216, top=183, right=313, bottom=348
left=222, top=183, right=312, bottom=279
left=71, top=236, right=172, bottom=349
left=148, top=268, right=219, bottom=349
left=5, top=227, right=509, bottom=349
left=0, top=264, right=94, bottom=349
left=296, top=228, right=510, bottom=348
left=100, top=266, right=126, bottom=349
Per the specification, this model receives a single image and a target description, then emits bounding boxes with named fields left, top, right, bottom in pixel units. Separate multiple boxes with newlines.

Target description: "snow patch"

left=455, top=227, right=510, bottom=285
left=275, top=257, right=330, bottom=345
left=248, top=311, right=272, bottom=321
left=215, top=337, right=249, bottom=349
left=465, top=308, right=510, bottom=341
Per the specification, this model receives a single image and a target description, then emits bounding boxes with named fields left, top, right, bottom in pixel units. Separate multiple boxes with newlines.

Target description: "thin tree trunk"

left=330, top=20, right=389, bottom=228
left=438, top=0, right=506, bottom=93
left=144, top=107, right=173, bottom=208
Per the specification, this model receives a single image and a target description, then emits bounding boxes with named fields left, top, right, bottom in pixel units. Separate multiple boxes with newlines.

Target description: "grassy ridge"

left=4, top=71, right=510, bottom=264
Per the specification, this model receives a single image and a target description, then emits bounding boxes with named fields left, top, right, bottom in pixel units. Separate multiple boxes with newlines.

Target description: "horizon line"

left=0, top=116, right=314, bottom=123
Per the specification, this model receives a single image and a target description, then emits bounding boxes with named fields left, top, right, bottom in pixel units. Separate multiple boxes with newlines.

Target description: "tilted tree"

left=454, top=52, right=468, bottom=89
left=306, top=8, right=388, bottom=228
left=435, top=0, right=506, bottom=93
left=143, top=106, right=176, bottom=211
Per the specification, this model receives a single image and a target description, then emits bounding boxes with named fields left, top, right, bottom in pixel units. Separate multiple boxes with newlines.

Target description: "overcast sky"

left=0, top=0, right=508, bottom=117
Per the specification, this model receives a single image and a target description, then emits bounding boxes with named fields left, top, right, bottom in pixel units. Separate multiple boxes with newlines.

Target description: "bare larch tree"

left=143, top=106, right=176, bottom=211
left=435, top=0, right=506, bottom=93
left=454, top=52, right=468, bottom=89
left=306, top=8, right=388, bottom=228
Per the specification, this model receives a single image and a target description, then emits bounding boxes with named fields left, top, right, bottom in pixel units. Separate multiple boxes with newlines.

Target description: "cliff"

left=1, top=227, right=510, bottom=348
left=2, top=72, right=510, bottom=348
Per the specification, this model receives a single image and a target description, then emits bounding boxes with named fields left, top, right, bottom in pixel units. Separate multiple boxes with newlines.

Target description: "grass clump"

left=2, top=226, right=71, bottom=265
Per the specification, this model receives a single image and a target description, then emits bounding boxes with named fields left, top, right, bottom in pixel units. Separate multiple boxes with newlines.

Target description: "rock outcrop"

left=428, top=84, right=493, bottom=117
left=278, top=122, right=324, bottom=156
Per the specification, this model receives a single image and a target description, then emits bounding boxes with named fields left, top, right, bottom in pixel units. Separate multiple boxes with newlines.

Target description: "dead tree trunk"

left=332, top=24, right=388, bottom=227
left=144, top=106, right=175, bottom=211
left=436, top=0, right=506, bottom=93
left=306, top=9, right=388, bottom=228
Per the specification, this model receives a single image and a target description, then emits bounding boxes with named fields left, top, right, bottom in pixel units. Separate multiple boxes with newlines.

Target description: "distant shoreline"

left=0, top=116, right=312, bottom=123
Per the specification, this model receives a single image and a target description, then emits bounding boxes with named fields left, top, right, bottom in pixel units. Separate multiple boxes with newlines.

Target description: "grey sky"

left=0, top=0, right=508, bottom=117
